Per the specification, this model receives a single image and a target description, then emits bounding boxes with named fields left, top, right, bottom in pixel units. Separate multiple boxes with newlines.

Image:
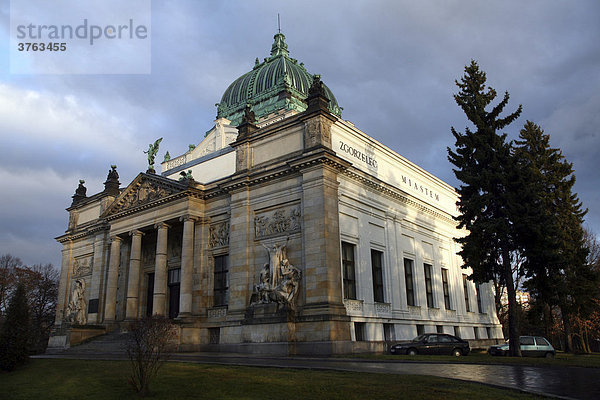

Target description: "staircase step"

left=61, top=330, right=130, bottom=354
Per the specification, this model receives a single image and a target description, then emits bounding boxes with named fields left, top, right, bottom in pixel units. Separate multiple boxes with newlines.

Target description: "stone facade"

left=49, top=34, right=502, bottom=355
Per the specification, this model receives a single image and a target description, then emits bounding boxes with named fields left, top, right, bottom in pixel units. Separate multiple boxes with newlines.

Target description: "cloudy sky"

left=1, top=0, right=598, bottom=268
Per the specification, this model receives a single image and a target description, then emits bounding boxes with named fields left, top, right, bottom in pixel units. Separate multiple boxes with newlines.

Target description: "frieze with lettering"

left=338, top=140, right=378, bottom=169
left=401, top=175, right=440, bottom=202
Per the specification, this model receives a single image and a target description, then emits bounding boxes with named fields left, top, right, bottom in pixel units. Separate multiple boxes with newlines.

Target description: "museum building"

left=49, top=33, right=502, bottom=354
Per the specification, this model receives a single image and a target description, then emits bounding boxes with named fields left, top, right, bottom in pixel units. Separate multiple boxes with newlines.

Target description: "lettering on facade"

left=165, top=155, right=188, bottom=171
left=401, top=175, right=440, bottom=202
left=338, top=140, right=378, bottom=169
left=209, top=221, right=230, bottom=247
left=73, top=256, right=92, bottom=277
left=254, top=206, right=301, bottom=239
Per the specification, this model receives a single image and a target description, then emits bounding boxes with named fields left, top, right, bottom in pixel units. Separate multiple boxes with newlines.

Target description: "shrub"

left=126, top=315, right=177, bottom=396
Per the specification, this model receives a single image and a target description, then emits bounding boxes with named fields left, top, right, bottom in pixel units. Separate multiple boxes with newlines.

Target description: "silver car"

left=488, top=336, right=556, bottom=358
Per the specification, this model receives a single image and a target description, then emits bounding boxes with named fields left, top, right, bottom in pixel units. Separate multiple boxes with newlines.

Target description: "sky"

left=0, top=0, right=599, bottom=268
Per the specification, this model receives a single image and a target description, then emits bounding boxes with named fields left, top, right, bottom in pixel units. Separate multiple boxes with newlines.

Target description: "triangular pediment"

left=102, top=173, right=188, bottom=218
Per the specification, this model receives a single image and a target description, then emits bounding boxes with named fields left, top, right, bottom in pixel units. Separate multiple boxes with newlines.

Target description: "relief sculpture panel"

left=73, top=255, right=93, bottom=277
left=209, top=221, right=229, bottom=248
left=254, top=205, right=301, bottom=239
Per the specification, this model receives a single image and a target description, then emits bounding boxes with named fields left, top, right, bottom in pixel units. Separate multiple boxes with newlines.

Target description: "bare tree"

left=0, top=255, right=58, bottom=353
left=0, top=254, right=23, bottom=316
left=27, top=264, right=59, bottom=353
left=126, top=316, right=177, bottom=397
left=584, top=227, right=600, bottom=270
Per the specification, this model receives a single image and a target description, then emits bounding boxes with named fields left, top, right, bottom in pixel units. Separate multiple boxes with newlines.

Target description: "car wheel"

left=545, top=352, right=554, bottom=359
left=407, top=349, right=418, bottom=356
left=452, top=348, right=462, bottom=357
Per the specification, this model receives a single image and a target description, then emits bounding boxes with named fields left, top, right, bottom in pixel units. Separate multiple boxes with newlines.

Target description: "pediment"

left=102, top=173, right=187, bottom=218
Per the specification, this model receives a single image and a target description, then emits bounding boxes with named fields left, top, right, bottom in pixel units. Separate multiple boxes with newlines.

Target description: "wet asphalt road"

left=37, top=353, right=600, bottom=399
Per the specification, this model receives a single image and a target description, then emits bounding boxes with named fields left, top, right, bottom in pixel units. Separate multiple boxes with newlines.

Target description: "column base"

left=174, top=313, right=194, bottom=323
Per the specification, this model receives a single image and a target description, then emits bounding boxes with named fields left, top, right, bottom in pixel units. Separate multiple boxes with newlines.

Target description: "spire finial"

left=270, top=31, right=289, bottom=58
left=278, top=14, right=281, bottom=33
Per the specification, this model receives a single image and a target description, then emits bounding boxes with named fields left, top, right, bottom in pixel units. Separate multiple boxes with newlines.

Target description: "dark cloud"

left=1, top=0, right=599, bottom=266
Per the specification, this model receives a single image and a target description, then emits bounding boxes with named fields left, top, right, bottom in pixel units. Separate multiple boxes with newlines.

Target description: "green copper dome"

left=216, top=33, right=341, bottom=126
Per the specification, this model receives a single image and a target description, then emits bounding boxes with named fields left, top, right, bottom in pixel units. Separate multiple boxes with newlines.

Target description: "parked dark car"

left=389, top=333, right=470, bottom=356
left=488, top=336, right=555, bottom=358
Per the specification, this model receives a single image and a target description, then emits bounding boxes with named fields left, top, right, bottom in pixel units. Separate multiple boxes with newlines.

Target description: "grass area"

left=347, top=350, right=600, bottom=368
left=0, top=359, right=546, bottom=400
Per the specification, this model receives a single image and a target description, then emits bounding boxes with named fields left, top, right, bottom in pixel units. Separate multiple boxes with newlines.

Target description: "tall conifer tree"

left=0, top=283, right=30, bottom=371
left=448, top=61, right=522, bottom=355
left=514, top=121, right=594, bottom=351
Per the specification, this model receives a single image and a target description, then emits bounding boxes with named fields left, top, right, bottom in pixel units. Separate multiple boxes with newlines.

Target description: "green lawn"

left=0, top=359, right=547, bottom=399
left=348, top=351, right=600, bottom=368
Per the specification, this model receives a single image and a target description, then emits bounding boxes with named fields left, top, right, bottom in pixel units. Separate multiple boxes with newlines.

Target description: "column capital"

left=154, top=222, right=171, bottom=230
left=129, top=229, right=144, bottom=237
left=179, top=215, right=198, bottom=223
left=110, top=235, right=123, bottom=243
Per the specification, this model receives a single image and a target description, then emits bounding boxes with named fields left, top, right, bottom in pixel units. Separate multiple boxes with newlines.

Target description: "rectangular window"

left=416, top=324, right=424, bottom=336
left=383, top=323, right=395, bottom=341
left=486, top=327, right=492, bottom=339
left=476, top=284, right=483, bottom=313
left=441, top=268, right=451, bottom=310
left=436, top=325, right=444, bottom=333
left=424, top=263, right=433, bottom=308
left=371, top=249, right=384, bottom=303
left=474, top=327, right=480, bottom=339
left=342, top=242, right=357, bottom=299
left=168, top=268, right=181, bottom=284
left=463, top=274, right=471, bottom=312
left=404, top=258, right=415, bottom=306
left=167, top=268, right=181, bottom=319
left=354, top=322, right=365, bottom=341
left=213, top=255, right=229, bottom=306
left=209, top=327, right=220, bottom=344
left=454, top=326, right=461, bottom=338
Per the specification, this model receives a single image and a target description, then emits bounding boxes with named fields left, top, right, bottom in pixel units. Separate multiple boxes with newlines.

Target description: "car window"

left=438, top=335, right=452, bottom=343
left=520, top=336, right=535, bottom=345
left=535, top=337, right=550, bottom=346
left=425, top=335, right=437, bottom=343
left=413, top=335, right=426, bottom=342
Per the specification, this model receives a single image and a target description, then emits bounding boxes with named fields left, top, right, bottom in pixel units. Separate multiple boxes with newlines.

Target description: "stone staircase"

left=58, top=330, right=130, bottom=355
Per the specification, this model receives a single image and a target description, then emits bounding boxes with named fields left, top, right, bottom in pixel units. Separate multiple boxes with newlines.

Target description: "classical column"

left=178, top=215, right=196, bottom=317
left=153, top=222, right=169, bottom=316
left=125, top=230, right=144, bottom=320
left=104, top=236, right=122, bottom=322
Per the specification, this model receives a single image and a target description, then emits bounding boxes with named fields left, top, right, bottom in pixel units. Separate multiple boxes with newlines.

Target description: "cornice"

left=55, top=222, right=109, bottom=243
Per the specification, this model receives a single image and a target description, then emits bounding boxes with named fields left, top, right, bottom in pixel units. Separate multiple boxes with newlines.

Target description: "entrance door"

left=146, top=273, right=155, bottom=316
left=168, top=268, right=181, bottom=319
